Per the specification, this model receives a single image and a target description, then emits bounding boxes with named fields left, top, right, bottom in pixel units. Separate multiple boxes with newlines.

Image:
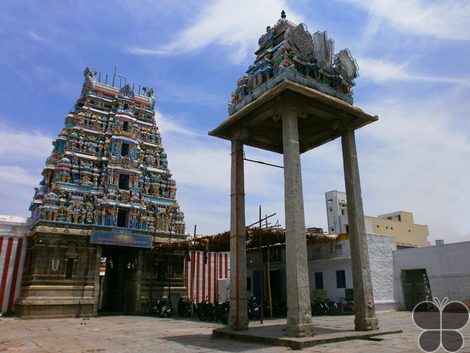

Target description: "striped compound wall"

left=184, top=251, right=230, bottom=304
left=0, top=216, right=28, bottom=315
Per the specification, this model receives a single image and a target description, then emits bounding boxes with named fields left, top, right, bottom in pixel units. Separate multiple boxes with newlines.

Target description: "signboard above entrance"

left=91, top=231, right=152, bottom=248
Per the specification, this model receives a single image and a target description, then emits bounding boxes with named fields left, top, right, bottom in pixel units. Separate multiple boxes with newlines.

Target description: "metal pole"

left=112, top=66, right=116, bottom=87
left=266, top=214, right=272, bottom=318
left=190, top=224, right=196, bottom=318
left=258, top=205, right=264, bottom=324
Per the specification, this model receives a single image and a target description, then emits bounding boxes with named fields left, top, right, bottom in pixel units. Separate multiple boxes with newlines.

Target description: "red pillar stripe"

left=195, top=251, right=200, bottom=303
left=0, top=238, right=14, bottom=312
left=184, top=253, right=188, bottom=288
left=202, top=252, right=206, bottom=303
left=214, top=253, right=218, bottom=302
left=8, top=238, right=23, bottom=312
left=208, top=252, right=212, bottom=304
left=189, top=251, right=195, bottom=302
left=14, top=237, right=27, bottom=305
left=225, top=253, right=228, bottom=278
left=219, top=254, right=223, bottom=279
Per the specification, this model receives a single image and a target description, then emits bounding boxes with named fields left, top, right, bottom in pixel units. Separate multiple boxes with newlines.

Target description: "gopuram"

left=210, top=12, right=378, bottom=336
left=16, top=68, right=186, bottom=318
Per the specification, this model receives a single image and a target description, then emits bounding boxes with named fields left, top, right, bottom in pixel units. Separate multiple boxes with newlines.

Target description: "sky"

left=0, top=0, right=469, bottom=243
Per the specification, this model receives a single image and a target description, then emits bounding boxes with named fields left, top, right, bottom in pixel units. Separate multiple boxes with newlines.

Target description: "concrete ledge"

left=213, top=323, right=402, bottom=350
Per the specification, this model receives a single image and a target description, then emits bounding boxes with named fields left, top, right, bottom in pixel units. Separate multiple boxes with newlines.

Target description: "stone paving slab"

left=0, top=311, right=469, bottom=352
left=213, top=322, right=402, bottom=350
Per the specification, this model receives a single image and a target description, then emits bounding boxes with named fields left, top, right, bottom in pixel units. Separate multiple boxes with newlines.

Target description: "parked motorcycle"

left=151, top=297, right=175, bottom=317
left=247, top=294, right=260, bottom=320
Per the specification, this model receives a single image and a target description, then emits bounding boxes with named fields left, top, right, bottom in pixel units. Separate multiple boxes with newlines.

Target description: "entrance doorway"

left=99, top=246, right=139, bottom=314
left=402, top=269, right=431, bottom=311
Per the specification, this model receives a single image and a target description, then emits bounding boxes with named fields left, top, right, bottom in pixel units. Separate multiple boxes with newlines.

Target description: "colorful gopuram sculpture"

left=229, top=10, right=359, bottom=114
left=30, top=67, right=185, bottom=235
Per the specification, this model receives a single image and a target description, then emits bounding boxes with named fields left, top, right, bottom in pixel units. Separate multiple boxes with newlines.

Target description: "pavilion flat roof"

left=209, top=79, right=378, bottom=154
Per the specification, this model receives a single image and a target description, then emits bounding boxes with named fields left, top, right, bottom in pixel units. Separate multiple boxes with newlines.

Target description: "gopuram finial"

left=281, top=10, right=286, bottom=19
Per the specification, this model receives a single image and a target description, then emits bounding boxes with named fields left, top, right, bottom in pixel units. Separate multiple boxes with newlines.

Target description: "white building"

left=245, top=232, right=399, bottom=312
left=325, top=190, right=349, bottom=234
left=393, top=240, right=470, bottom=310
left=325, top=190, right=429, bottom=247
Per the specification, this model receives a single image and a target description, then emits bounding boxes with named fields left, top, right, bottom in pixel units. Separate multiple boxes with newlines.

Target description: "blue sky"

left=0, top=0, right=469, bottom=243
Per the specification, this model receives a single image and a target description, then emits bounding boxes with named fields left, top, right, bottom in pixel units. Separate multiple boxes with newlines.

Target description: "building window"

left=377, top=225, right=380, bottom=228
left=123, top=121, right=129, bottom=131
left=330, top=228, right=334, bottom=232
left=65, top=258, right=74, bottom=279
left=345, top=225, right=349, bottom=233
left=315, top=272, right=324, bottom=289
left=118, top=174, right=129, bottom=190
left=341, top=209, right=345, bottom=215
left=336, top=270, right=346, bottom=288
left=263, top=247, right=282, bottom=262
left=335, top=244, right=343, bottom=256
left=329, top=208, right=333, bottom=212
left=398, top=215, right=402, bottom=222
left=121, top=143, right=130, bottom=157
left=117, top=209, right=128, bottom=227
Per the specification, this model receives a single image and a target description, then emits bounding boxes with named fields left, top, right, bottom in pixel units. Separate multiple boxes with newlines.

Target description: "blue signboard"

left=91, top=231, right=152, bottom=248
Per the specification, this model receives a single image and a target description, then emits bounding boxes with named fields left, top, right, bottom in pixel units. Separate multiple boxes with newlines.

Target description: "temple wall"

left=0, top=216, right=29, bottom=315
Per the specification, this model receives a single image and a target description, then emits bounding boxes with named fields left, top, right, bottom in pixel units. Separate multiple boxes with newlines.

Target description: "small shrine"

left=229, top=10, right=358, bottom=115
left=210, top=12, right=378, bottom=337
left=17, top=68, right=186, bottom=318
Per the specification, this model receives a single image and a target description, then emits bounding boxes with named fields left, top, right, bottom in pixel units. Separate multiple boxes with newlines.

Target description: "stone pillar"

left=92, top=245, right=102, bottom=316
left=341, top=129, right=378, bottom=331
left=282, top=110, right=314, bottom=337
left=228, top=138, right=248, bottom=330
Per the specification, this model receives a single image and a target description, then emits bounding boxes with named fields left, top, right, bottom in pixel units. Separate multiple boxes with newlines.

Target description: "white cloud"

left=156, top=111, right=204, bottom=137
left=29, top=31, right=51, bottom=44
left=127, top=0, right=301, bottom=63
left=346, top=0, right=470, bottom=40
left=156, top=83, right=226, bottom=107
left=358, top=57, right=469, bottom=85
left=0, top=124, right=52, bottom=161
left=356, top=90, right=470, bottom=243
left=158, top=93, right=470, bottom=243
left=0, top=166, right=39, bottom=217
left=0, top=126, right=51, bottom=217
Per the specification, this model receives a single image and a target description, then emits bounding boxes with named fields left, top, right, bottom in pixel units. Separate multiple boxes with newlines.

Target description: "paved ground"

left=0, top=311, right=469, bottom=352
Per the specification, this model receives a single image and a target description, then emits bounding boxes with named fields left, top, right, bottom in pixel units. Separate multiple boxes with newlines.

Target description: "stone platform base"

left=16, top=300, right=94, bottom=319
left=213, top=321, right=402, bottom=350
left=16, top=285, right=95, bottom=319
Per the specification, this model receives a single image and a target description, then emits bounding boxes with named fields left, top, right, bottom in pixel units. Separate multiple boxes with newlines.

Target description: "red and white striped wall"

left=0, top=236, right=27, bottom=314
left=184, top=251, right=230, bottom=304
left=0, top=215, right=29, bottom=315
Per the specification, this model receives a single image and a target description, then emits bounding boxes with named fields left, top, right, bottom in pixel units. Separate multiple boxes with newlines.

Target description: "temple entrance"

left=99, top=246, right=139, bottom=314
